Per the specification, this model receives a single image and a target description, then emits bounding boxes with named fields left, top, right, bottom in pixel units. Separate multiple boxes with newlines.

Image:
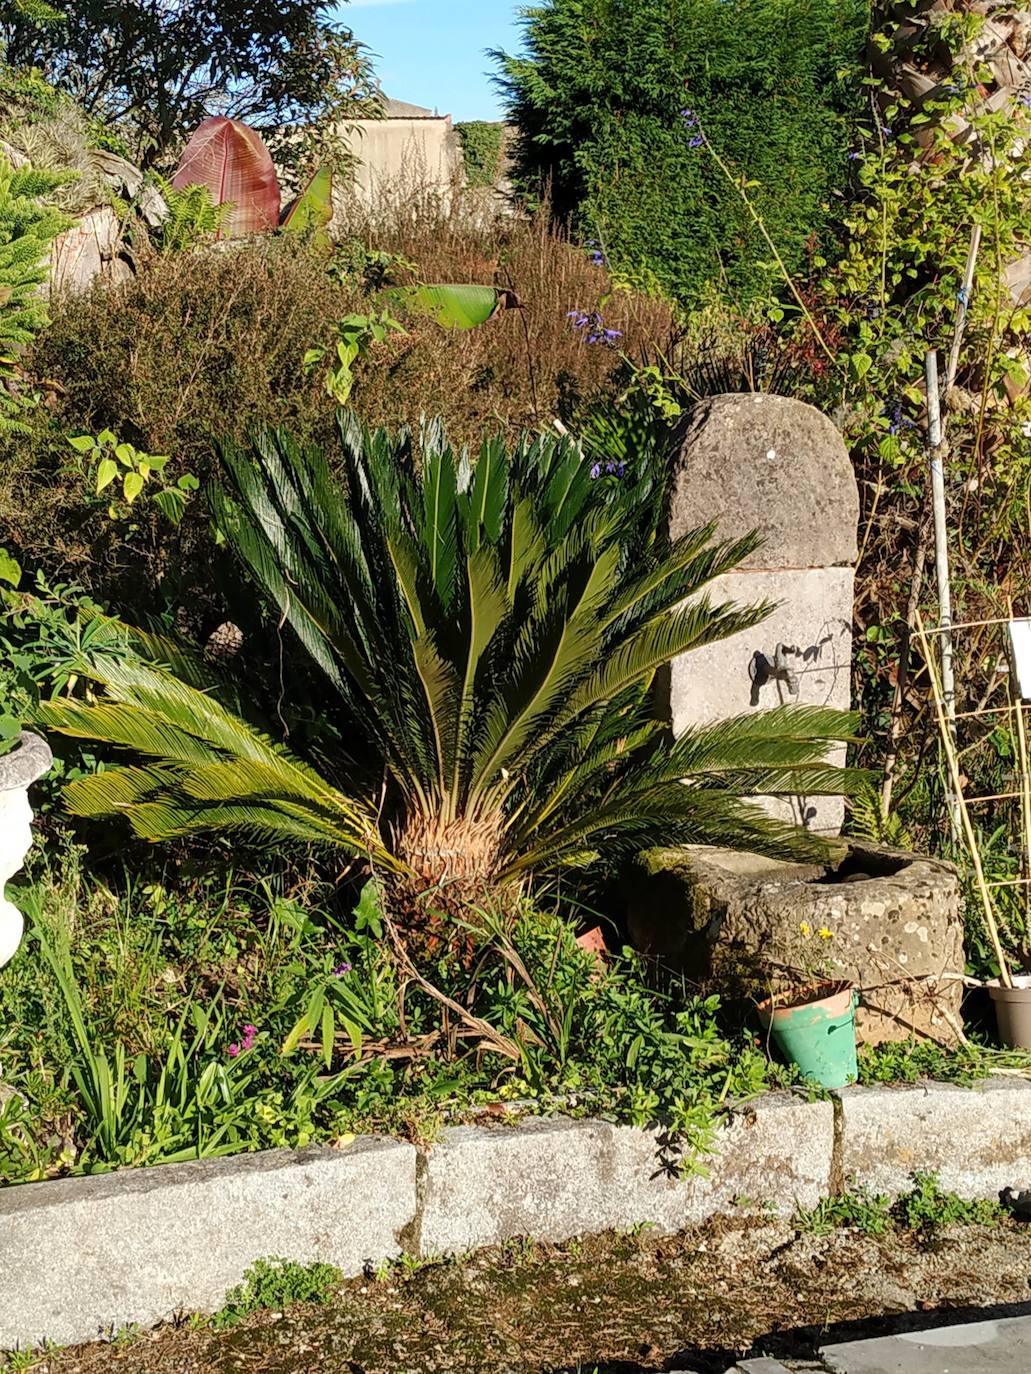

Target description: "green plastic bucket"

left=757, top=982, right=858, bottom=1089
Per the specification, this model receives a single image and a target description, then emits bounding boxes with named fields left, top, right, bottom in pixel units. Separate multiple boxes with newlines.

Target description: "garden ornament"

left=0, top=732, right=52, bottom=968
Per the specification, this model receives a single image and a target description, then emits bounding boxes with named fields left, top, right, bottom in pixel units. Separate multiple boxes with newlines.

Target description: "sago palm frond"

left=39, top=657, right=393, bottom=864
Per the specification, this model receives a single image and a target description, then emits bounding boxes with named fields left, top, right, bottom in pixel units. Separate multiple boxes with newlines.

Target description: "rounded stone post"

left=661, top=393, right=859, bottom=836
left=0, top=732, right=53, bottom=968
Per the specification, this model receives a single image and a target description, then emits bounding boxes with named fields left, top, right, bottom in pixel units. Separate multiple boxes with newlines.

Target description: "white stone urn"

left=0, top=732, right=53, bottom=968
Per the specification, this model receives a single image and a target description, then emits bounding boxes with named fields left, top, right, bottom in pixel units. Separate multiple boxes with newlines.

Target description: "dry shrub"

left=344, top=202, right=674, bottom=440
left=5, top=208, right=672, bottom=613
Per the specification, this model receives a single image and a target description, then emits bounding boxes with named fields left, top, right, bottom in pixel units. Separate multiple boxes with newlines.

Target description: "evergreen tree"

left=495, top=0, right=869, bottom=307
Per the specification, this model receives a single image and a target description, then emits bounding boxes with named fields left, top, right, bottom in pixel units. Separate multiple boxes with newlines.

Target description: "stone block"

left=0, top=1138, right=417, bottom=1349
left=416, top=1097, right=832, bottom=1254
left=838, top=1077, right=1031, bottom=1197
left=669, top=393, right=859, bottom=570
left=627, top=841, right=964, bottom=1045
left=821, top=1315, right=1031, bottom=1373
left=666, top=565, right=854, bottom=835
left=662, top=392, right=858, bottom=839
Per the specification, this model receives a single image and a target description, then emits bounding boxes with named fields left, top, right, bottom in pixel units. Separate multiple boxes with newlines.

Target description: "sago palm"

left=40, top=414, right=862, bottom=923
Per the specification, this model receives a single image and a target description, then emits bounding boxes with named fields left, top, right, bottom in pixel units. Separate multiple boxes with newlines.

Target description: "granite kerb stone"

left=835, top=1075, right=1031, bottom=1199
left=0, top=1136, right=417, bottom=1349
left=6, top=1078, right=1031, bottom=1351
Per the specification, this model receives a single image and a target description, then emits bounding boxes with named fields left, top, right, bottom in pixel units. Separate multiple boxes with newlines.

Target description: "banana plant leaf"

left=172, top=116, right=280, bottom=239
left=280, top=165, right=333, bottom=246
left=392, top=284, right=521, bottom=330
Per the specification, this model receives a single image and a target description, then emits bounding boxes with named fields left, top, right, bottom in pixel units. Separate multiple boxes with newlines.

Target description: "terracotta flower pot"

left=757, top=980, right=858, bottom=1089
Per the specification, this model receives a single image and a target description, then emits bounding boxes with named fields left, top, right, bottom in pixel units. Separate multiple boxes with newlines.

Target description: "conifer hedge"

left=495, top=0, right=869, bottom=306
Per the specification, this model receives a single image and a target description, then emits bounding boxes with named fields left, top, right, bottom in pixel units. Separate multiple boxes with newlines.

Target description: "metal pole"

left=926, top=348, right=959, bottom=831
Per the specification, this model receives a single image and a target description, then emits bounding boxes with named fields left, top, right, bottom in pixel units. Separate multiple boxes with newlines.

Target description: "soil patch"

left=22, top=1216, right=1031, bottom=1373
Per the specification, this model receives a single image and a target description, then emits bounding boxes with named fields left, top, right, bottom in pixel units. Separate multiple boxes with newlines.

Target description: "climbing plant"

left=455, top=120, right=504, bottom=188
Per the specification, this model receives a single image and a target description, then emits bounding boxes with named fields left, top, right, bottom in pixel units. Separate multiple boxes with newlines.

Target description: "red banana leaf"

left=173, top=117, right=281, bottom=239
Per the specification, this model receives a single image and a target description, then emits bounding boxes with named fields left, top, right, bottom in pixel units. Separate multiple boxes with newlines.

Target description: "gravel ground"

left=16, top=1215, right=1031, bottom=1373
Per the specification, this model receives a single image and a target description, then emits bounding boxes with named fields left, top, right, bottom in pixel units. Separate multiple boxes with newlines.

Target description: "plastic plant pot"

left=757, top=981, right=858, bottom=1089
left=989, top=975, right=1031, bottom=1050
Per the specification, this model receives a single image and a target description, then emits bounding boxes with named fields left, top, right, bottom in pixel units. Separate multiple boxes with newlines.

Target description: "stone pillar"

left=662, top=393, right=859, bottom=835
left=0, top=732, right=53, bottom=968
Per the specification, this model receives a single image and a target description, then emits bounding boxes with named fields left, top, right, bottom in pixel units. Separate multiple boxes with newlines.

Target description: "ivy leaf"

left=850, top=352, right=873, bottom=381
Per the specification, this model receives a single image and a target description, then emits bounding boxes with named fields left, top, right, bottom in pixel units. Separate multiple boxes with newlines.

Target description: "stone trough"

left=627, top=840, right=964, bottom=1044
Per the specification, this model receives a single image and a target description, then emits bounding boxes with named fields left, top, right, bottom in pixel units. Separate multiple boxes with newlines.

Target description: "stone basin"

left=626, top=840, right=964, bottom=1045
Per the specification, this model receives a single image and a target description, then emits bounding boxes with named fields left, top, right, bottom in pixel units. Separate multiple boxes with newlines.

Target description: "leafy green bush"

left=496, top=0, right=868, bottom=306
left=39, top=415, right=860, bottom=936
left=0, top=853, right=784, bottom=1183
left=0, top=153, right=72, bottom=431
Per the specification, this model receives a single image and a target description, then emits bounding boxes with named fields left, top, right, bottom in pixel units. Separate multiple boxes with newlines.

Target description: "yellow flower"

left=818, top=927, right=833, bottom=940
left=798, top=921, right=812, bottom=936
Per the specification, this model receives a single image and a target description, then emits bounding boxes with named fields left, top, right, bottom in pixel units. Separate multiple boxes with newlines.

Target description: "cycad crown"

left=41, top=414, right=862, bottom=906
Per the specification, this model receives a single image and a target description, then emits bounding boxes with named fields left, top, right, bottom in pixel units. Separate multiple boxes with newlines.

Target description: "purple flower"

left=848, top=150, right=862, bottom=160
left=679, top=107, right=697, bottom=127
left=1020, top=92, right=1031, bottom=109
left=881, top=125, right=893, bottom=139
left=333, top=961, right=353, bottom=977
left=886, top=400, right=915, bottom=437
left=228, top=1023, right=258, bottom=1058
left=589, top=463, right=602, bottom=480
left=570, top=309, right=621, bottom=346
left=590, top=249, right=606, bottom=266
left=686, top=133, right=704, bottom=149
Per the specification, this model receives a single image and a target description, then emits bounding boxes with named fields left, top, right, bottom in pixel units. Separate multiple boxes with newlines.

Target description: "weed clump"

left=211, top=1258, right=342, bottom=1329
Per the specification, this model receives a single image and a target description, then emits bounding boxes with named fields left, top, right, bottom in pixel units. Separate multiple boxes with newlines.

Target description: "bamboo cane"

left=944, top=225, right=982, bottom=399
left=916, top=611, right=1013, bottom=987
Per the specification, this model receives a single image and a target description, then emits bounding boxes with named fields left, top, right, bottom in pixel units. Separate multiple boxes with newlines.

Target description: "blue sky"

left=340, top=1, right=525, bottom=121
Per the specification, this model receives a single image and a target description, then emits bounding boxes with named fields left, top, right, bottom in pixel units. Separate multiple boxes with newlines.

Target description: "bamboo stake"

left=916, top=611, right=1013, bottom=987
left=926, top=349, right=960, bottom=833
left=943, top=225, right=982, bottom=398
left=882, top=528, right=928, bottom=815
left=884, top=232, right=979, bottom=820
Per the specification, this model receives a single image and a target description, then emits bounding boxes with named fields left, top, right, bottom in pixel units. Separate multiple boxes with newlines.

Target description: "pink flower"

left=242, top=1024, right=257, bottom=1040
left=227, top=1042, right=240, bottom=1058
